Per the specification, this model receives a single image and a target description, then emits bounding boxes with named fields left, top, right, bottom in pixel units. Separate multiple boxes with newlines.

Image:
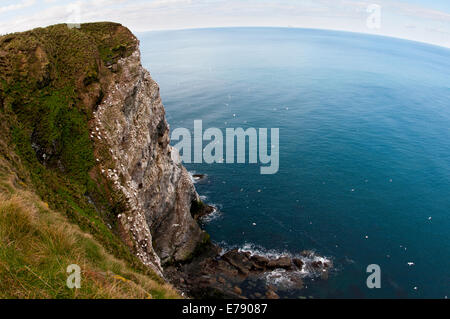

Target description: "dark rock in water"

left=267, top=257, right=292, bottom=270
left=293, top=258, right=304, bottom=269
left=222, top=249, right=253, bottom=276
left=164, top=242, right=331, bottom=299
left=250, top=255, right=270, bottom=268
left=311, top=261, right=323, bottom=269
left=190, top=199, right=215, bottom=220
left=199, top=205, right=215, bottom=219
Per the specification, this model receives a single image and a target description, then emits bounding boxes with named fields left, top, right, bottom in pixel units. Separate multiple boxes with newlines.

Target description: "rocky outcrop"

left=92, top=40, right=207, bottom=274
left=165, top=247, right=332, bottom=299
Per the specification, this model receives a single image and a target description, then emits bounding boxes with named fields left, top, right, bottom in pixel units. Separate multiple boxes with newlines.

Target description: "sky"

left=0, top=0, right=449, bottom=48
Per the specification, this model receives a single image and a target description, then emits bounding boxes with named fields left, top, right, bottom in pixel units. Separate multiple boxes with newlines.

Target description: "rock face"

left=93, top=40, right=206, bottom=273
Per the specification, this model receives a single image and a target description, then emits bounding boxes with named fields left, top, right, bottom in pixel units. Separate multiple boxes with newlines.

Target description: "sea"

left=139, top=27, right=450, bottom=298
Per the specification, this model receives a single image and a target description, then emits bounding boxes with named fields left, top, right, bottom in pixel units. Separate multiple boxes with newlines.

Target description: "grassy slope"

left=0, top=157, right=178, bottom=298
left=0, top=23, right=179, bottom=298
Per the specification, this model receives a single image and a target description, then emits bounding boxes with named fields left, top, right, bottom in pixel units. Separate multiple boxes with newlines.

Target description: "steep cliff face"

left=93, top=45, right=206, bottom=271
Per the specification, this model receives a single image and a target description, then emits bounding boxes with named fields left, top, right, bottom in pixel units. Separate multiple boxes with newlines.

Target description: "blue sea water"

left=139, top=27, right=450, bottom=298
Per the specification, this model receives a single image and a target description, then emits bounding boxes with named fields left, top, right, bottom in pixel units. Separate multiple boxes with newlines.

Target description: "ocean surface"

left=139, top=27, right=450, bottom=298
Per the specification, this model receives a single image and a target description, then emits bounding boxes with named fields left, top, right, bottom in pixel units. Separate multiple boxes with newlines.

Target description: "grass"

left=0, top=158, right=179, bottom=299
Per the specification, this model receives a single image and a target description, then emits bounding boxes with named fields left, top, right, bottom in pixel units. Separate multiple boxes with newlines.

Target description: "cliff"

left=0, top=22, right=207, bottom=295
left=0, top=22, right=331, bottom=299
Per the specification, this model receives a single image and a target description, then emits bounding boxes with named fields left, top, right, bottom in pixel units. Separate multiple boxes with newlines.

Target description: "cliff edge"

left=0, top=22, right=207, bottom=286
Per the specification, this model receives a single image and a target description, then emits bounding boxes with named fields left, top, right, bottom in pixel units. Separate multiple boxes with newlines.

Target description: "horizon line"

left=133, top=25, right=450, bottom=51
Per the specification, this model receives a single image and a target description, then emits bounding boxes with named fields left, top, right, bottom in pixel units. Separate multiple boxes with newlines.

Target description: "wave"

left=188, top=171, right=207, bottom=184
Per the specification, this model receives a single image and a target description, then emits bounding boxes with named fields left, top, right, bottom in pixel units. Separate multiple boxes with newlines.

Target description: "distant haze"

left=0, top=0, right=449, bottom=48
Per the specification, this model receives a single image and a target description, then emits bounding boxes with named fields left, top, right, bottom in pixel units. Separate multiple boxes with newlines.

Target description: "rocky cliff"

left=92, top=39, right=207, bottom=273
left=0, top=22, right=331, bottom=299
left=0, top=22, right=207, bottom=280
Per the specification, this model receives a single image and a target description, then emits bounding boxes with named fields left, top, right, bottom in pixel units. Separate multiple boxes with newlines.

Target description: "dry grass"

left=0, top=164, right=179, bottom=299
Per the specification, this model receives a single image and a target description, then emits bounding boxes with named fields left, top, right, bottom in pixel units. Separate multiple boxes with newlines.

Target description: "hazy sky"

left=1, top=0, right=449, bottom=48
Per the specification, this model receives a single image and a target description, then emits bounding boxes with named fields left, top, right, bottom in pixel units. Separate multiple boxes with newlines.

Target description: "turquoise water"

left=139, top=28, right=450, bottom=298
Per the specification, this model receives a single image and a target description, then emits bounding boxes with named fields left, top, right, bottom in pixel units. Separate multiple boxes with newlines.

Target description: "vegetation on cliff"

left=0, top=156, right=178, bottom=298
left=0, top=22, right=178, bottom=298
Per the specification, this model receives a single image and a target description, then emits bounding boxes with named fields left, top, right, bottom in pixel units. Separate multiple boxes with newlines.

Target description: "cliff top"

left=0, top=22, right=138, bottom=78
left=0, top=22, right=137, bottom=183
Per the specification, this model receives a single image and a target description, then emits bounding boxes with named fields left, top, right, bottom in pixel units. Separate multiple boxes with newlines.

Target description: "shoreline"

left=168, top=174, right=333, bottom=299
